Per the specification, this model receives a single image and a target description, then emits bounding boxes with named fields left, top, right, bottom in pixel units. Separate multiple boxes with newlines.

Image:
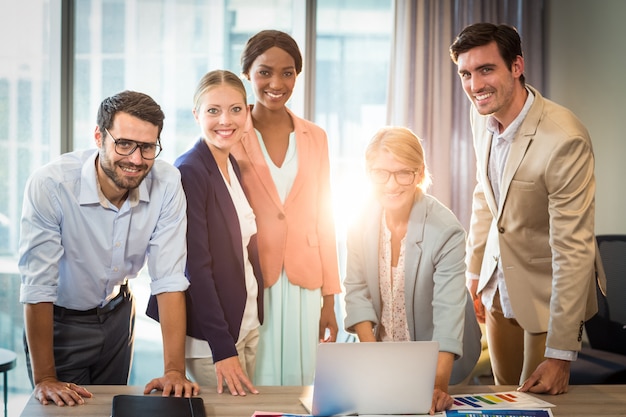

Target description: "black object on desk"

left=111, top=395, right=206, bottom=417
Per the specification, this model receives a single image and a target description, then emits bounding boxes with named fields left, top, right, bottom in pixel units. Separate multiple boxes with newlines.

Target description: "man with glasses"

left=19, top=90, right=200, bottom=406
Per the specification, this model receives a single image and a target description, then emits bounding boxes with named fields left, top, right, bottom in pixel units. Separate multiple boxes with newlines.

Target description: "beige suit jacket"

left=231, top=107, right=341, bottom=296
left=466, top=86, right=606, bottom=352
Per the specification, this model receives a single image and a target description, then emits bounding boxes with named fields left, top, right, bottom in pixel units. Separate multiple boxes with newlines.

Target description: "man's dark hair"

left=97, top=90, right=165, bottom=137
left=450, top=23, right=525, bottom=85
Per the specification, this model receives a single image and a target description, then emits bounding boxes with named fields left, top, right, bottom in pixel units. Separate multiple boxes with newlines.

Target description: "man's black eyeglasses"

left=105, top=128, right=162, bottom=160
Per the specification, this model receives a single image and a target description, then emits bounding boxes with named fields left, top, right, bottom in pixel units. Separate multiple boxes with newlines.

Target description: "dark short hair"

left=97, top=90, right=165, bottom=137
left=449, top=23, right=525, bottom=85
left=240, top=30, right=303, bottom=77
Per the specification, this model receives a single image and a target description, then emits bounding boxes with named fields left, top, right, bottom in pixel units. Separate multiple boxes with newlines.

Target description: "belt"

left=54, top=284, right=130, bottom=317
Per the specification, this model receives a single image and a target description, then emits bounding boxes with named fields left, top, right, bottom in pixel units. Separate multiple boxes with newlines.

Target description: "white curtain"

left=387, top=0, right=545, bottom=229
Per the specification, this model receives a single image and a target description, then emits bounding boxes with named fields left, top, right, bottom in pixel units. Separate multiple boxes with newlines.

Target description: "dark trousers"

left=24, top=286, right=136, bottom=386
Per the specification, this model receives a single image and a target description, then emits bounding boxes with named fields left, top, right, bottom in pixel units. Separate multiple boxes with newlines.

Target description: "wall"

left=546, top=0, right=626, bottom=234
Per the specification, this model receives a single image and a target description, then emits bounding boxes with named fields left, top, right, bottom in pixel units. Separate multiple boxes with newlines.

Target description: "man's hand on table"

left=34, top=377, right=93, bottom=406
left=144, top=369, right=200, bottom=397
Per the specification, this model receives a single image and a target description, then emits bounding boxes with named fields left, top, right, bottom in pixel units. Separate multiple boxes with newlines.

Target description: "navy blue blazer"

left=147, top=138, right=263, bottom=362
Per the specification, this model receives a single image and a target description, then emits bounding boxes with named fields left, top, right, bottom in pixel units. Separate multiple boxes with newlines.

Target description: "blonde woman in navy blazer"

left=344, top=127, right=481, bottom=414
left=148, top=70, right=263, bottom=396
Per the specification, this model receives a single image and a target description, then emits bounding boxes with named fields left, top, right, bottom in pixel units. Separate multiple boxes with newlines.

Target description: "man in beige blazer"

left=450, top=23, right=606, bottom=395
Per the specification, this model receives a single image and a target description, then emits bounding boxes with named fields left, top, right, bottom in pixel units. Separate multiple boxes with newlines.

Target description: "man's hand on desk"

left=143, top=369, right=200, bottom=397
left=34, top=378, right=93, bottom=406
left=518, top=357, right=570, bottom=395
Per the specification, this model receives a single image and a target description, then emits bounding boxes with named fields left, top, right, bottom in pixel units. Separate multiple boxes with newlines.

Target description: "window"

left=315, top=0, right=392, bottom=240
left=1, top=0, right=392, bottom=399
left=72, top=0, right=305, bottom=157
left=0, top=0, right=58, bottom=401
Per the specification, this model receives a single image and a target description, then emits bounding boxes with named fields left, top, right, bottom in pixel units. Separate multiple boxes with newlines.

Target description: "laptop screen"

left=307, top=341, right=439, bottom=416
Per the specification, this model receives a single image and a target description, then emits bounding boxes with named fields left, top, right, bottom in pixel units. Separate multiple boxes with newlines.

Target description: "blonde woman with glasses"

left=344, top=126, right=481, bottom=414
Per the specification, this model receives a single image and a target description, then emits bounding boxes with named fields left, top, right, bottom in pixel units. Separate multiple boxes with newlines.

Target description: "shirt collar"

left=79, top=149, right=142, bottom=209
left=487, top=87, right=535, bottom=143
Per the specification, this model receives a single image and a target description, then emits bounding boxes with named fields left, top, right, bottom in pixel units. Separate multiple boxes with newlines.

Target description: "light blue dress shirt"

left=19, top=148, right=189, bottom=310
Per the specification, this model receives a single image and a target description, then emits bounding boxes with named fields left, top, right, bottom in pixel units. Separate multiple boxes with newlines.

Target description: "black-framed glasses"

left=369, top=169, right=417, bottom=186
left=104, top=128, right=162, bottom=160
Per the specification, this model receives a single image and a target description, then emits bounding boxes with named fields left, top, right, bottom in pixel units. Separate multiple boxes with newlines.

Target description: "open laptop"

left=302, top=341, right=439, bottom=416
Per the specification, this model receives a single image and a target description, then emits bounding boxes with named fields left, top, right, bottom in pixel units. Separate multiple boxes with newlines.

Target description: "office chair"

left=570, top=234, right=626, bottom=384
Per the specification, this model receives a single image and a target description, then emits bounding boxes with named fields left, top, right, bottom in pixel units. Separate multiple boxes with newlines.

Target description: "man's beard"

left=99, top=155, right=150, bottom=190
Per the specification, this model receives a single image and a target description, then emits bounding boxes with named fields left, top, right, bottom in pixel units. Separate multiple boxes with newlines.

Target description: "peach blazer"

left=231, top=107, right=341, bottom=296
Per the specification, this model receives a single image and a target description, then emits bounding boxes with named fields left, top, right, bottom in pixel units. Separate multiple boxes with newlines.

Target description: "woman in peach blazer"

left=231, top=30, right=341, bottom=386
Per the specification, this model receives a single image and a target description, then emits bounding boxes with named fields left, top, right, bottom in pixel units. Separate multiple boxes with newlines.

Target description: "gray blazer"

left=344, top=191, right=481, bottom=384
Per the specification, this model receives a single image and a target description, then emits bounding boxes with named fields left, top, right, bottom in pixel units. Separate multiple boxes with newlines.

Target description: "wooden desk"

left=20, top=386, right=308, bottom=417
left=19, top=384, right=626, bottom=416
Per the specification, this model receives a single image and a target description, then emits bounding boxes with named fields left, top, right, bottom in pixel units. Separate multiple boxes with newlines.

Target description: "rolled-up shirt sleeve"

left=19, top=172, right=64, bottom=304
left=146, top=167, right=190, bottom=295
left=20, top=151, right=190, bottom=307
